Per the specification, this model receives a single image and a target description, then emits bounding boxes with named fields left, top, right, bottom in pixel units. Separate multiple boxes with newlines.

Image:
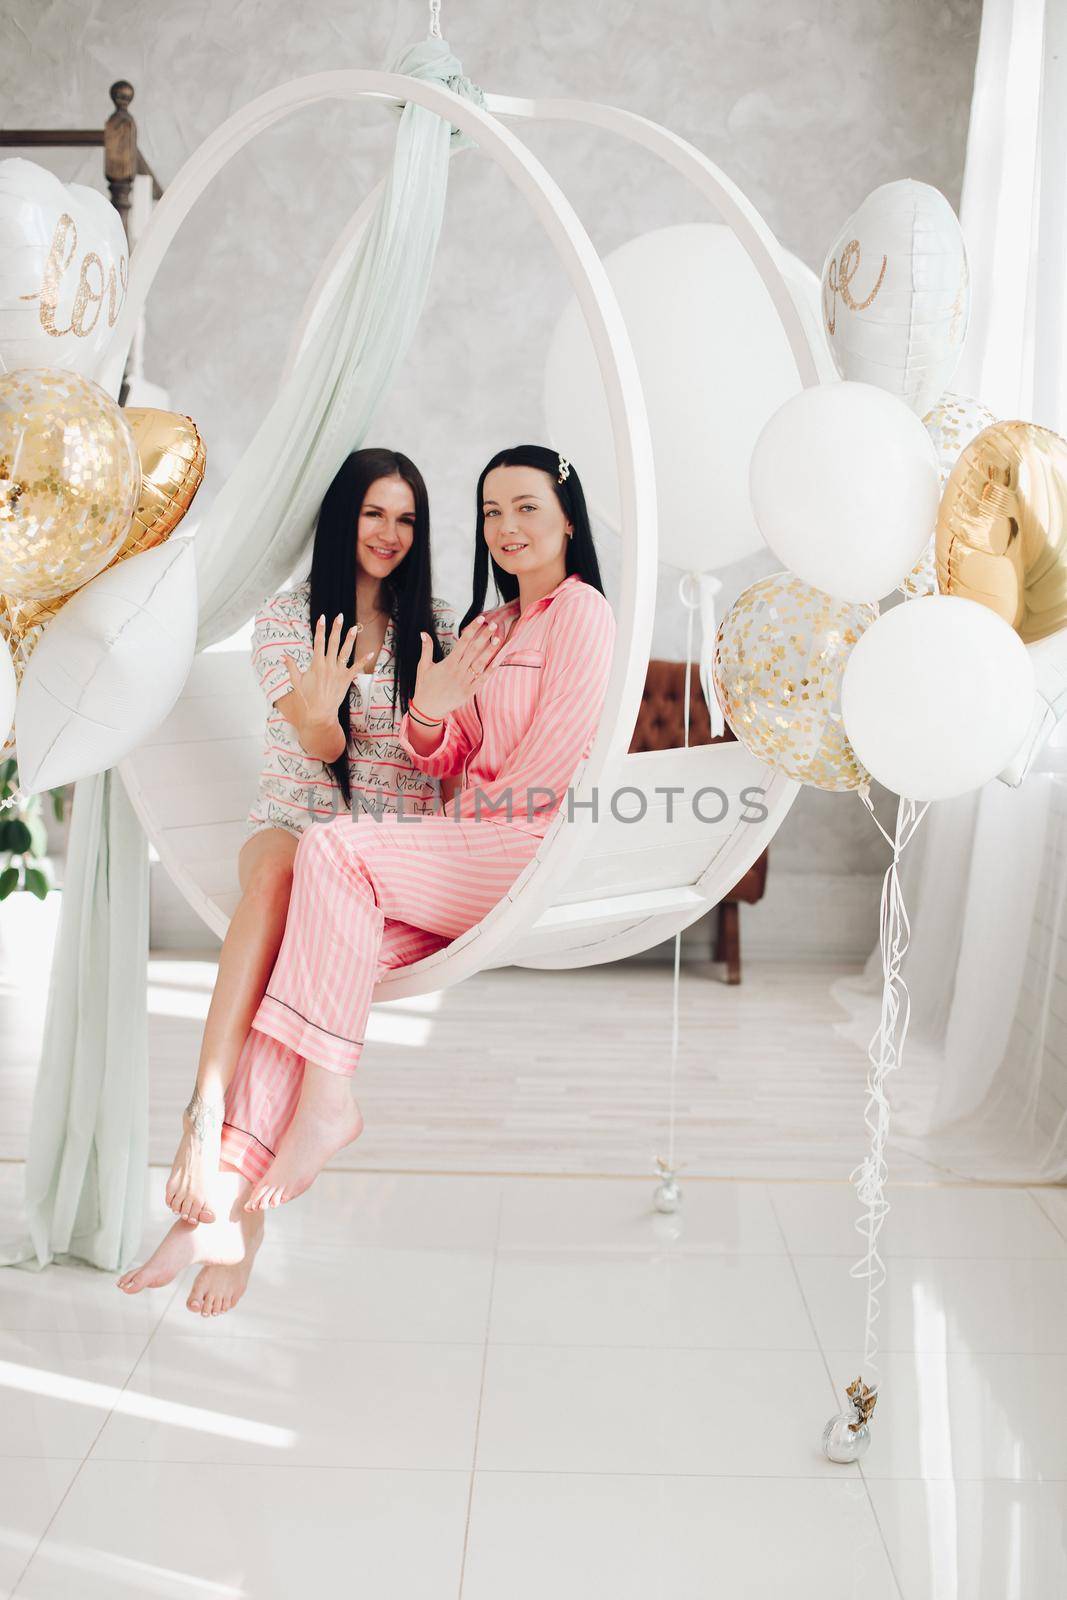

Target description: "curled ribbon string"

left=851, top=788, right=929, bottom=1371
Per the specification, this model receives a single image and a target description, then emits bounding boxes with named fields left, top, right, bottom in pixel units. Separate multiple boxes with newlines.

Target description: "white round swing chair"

left=112, top=65, right=834, bottom=1001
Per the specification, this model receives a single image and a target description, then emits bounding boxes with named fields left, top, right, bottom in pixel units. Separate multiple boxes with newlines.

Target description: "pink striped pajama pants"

left=219, top=811, right=542, bottom=1183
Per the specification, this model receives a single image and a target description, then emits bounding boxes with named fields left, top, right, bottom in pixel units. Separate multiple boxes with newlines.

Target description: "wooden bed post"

left=104, top=80, right=138, bottom=243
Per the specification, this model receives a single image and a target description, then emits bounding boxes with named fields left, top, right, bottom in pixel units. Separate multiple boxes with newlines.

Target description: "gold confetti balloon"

left=0, top=367, right=139, bottom=603
left=936, top=419, right=1067, bottom=642
left=901, top=392, right=999, bottom=597
left=713, top=573, right=877, bottom=792
left=0, top=407, right=206, bottom=640
left=926, top=392, right=999, bottom=489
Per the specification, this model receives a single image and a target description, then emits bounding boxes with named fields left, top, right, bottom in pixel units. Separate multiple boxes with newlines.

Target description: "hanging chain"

left=428, top=0, right=443, bottom=38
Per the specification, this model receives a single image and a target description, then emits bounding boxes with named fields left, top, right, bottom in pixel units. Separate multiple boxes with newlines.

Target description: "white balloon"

left=544, top=222, right=830, bottom=572
left=15, top=539, right=198, bottom=794
left=841, top=596, right=1035, bottom=801
left=0, top=157, right=129, bottom=379
left=998, top=630, right=1067, bottom=786
left=0, top=644, right=14, bottom=750
left=749, top=381, right=941, bottom=603
left=821, top=179, right=969, bottom=418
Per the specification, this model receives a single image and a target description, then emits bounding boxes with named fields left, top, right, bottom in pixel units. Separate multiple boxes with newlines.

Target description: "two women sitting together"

left=117, top=443, right=615, bottom=1315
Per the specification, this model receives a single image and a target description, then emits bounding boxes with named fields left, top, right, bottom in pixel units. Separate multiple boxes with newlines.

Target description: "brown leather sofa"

left=628, top=659, right=768, bottom=983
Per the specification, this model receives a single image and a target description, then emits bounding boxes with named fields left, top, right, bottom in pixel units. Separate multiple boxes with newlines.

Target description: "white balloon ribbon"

left=679, top=570, right=724, bottom=738
left=852, top=790, right=929, bottom=1372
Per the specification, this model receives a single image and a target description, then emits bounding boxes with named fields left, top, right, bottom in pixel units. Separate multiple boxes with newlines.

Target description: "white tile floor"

left=3, top=945, right=949, bottom=1181
left=4, top=1165, right=1067, bottom=1597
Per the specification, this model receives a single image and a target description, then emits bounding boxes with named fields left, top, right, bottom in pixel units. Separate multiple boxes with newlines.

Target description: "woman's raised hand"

left=283, top=613, right=361, bottom=729
left=412, top=615, right=502, bottom=721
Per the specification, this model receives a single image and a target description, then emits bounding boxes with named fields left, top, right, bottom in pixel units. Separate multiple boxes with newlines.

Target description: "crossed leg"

left=120, top=812, right=540, bottom=1315
left=224, top=812, right=541, bottom=1211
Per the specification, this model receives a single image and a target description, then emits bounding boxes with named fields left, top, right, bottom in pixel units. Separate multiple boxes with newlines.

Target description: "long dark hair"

left=460, top=445, right=605, bottom=631
left=308, top=447, right=445, bottom=806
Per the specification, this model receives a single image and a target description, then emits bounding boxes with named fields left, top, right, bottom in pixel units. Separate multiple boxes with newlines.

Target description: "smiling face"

left=356, top=474, right=416, bottom=580
left=481, top=465, right=573, bottom=581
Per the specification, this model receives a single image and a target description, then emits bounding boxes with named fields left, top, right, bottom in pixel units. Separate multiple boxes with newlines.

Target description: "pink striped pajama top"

left=395, top=571, right=616, bottom=834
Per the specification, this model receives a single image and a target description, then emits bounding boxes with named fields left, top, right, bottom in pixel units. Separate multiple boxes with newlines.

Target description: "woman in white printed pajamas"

left=157, top=447, right=458, bottom=1242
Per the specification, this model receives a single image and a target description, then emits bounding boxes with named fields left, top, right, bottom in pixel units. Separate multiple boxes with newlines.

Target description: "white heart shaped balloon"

left=821, top=179, right=969, bottom=418
left=0, top=157, right=129, bottom=380
left=14, top=538, right=198, bottom=794
left=0, top=642, right=14, bottom=750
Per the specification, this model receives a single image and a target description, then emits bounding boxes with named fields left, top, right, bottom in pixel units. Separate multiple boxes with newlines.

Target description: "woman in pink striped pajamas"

left=118, top=445, right=616, bottom=1316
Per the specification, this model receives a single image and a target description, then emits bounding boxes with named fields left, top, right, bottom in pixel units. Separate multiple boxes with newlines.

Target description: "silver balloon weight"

left=822, top=1376, right=878, bottom=1463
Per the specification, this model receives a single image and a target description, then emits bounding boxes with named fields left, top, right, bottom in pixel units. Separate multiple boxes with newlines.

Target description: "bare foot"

left=117, top=1169, right=253, bottom=1294
left=116, top=1216, right=215, bottom=1294
left=246, top=1064, right=364, bottom=1211
left=165, top=1087, right=225, bottom=1224
left=185, top=1208, right=263, bottom=1317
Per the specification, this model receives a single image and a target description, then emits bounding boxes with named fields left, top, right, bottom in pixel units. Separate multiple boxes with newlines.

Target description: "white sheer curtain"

left=833, top=0, right=1067, bottom=1182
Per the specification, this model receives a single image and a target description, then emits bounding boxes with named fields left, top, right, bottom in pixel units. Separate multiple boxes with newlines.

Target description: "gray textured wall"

left=2, top=0, right=980, bottom=908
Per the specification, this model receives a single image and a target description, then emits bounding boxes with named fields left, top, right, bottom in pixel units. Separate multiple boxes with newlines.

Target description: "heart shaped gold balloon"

left=0, top=407, right=205, bottom=646
left=124, top=407, right=207, bottom=547
left=936, top=420, right=1067, bottom=642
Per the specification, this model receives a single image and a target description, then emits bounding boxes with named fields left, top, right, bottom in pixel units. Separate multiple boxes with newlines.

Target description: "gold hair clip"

left=557, top=453, right=571, bottom=484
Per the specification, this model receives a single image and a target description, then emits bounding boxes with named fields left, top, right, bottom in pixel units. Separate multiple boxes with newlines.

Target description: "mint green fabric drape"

left=1, top=39, right=480, bottom=1271
left=6, top=768, right=150, bottom=1271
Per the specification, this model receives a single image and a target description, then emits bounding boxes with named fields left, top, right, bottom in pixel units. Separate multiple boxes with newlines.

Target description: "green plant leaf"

left=50, top=785, right=66, bottom=822
left=0, top=865, right=18, bottom=899
left=23, top=865, right=49, bottom=900
left=0, top=818, right=31, bottom=854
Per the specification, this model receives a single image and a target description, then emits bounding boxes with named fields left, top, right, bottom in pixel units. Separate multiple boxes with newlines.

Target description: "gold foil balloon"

left=0, top=367, right=139, bottom=603
left=0, top=407, right=206, bottom=640
left=901, top=392, right=999, bottom=597
left=124, top=408, right=206, bottom=545
left=713, top=573, right=877, bottom=791
left=936, top=420, right=1067, bottom=642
